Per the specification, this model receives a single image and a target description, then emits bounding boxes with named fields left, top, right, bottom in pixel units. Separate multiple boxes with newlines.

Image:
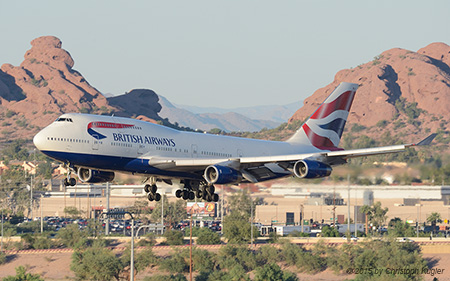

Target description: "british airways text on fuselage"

left=112, top=133, right=176, bottom=147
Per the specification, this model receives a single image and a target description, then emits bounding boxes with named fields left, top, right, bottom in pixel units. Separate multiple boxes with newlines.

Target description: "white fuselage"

left=33, top=113, right=323, bottom=180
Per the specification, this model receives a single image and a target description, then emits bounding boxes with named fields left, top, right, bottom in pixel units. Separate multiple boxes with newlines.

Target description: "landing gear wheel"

left=208, top=185, right=215, bottom=194
left=213, top=193, right=219, bottom=202
left=144, top=184, right=150, bottom=193
left=154, top=193, right=161, bottom=201
left=147, top=193, right=154, bottom=201
left=150, top=184, right=157, bottom=194
left=175, top=189, right=182, bottom=198
left=196, top=190, right=202, bottom=199
left=64, top=178, right=70, bottom=186
left=202, top=190, right=208, bottom=200
left=189, top=192, right=195, bottom=200
left=69, top=178, right=76, bottom=186
left=182, top=190, right=189, bottom=200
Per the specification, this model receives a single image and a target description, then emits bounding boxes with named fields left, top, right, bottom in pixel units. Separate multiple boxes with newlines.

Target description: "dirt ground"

left=1, top=246, right=450, bottom=280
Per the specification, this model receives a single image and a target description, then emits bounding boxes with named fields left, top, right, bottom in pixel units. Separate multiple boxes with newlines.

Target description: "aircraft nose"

left=33, top=129, right=47, bottom=150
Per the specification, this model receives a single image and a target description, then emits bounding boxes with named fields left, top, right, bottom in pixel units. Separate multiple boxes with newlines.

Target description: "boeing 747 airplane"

left=33, top=82, right=436, bottom=202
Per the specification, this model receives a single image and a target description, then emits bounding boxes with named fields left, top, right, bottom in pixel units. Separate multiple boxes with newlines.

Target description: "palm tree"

left=427, top=212, right=442, bottom=226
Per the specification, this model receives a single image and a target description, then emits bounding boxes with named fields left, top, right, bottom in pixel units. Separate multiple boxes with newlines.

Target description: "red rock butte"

left=289, top=42, right=450, bottom=143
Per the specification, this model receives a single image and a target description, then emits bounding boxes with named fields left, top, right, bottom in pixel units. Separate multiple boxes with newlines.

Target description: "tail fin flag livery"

left=287, top=82, right=358, bottom=150
left=33, top=82, right=436, bottom=203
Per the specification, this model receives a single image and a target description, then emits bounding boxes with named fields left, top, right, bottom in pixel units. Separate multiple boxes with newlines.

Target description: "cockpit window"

left=55, top=118, right=73, bottom=122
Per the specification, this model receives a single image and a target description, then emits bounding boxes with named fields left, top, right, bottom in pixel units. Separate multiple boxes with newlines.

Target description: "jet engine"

left=77, top=168, right=115, bottom=183
left=204, top=165, right=242, bottom=184
left=293, top=160, right=332, bottom=179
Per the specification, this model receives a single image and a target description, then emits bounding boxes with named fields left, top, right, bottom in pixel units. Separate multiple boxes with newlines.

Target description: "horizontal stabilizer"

left=415, top=133, right=437, bottom=146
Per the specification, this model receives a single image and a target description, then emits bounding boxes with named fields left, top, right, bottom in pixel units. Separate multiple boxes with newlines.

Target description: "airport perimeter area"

left=35, top=183, right=450, bottom=228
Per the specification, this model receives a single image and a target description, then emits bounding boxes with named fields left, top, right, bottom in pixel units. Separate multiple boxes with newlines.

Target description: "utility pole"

left=1, top=208, right=4, bottom=252
left=189, top=208, right=193, bottom=281
left=300, top=204, right=304, bottom=232
left=30, top=175, right=33, bottom=220
left=161, top=194, right=164, bottom=226
left=221, top=185, right=224, bottom=235
left=131, top=217, right=135, bottom=281
left=250, top=196, right=253, bottom=248
left=354, top=184, right=357, bottom=237
left=105, top=182, right=110, bottom=235
left=40, top=195, right=43, bottom=233
left=333, top=185, right=336, bottom=228
left=347, top=175, right=350, bottom=234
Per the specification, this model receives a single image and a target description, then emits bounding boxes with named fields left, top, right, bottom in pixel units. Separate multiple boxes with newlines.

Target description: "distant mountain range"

left=158, top=95, right=299, bottom=132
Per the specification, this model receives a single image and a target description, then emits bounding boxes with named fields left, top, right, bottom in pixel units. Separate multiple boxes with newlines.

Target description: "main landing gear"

left=145, top=178, right=161, bottom=202
left=175, top=180, right=219, bottom=202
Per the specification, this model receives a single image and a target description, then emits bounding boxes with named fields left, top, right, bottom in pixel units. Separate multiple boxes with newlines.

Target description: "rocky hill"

left=0, top=36, right=121, bottom=141
left=289, top=42, right=450, bottom=146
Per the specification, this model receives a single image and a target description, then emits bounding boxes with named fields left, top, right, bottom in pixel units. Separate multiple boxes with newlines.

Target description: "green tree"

left=64, top=206, right=82, bottom=218
left=227, top=188, right=255, bottom=217
left=360, top=202, right=388, bottom=234
left=254, top=263, right=298, bottom=281
left=321, top=225, right=339, bottom=237
left=427, top=212, right=443, bottom=226
left=71, top=241, right=122, bottom=281
left=36, top=161, right=53, bottom=179
left=151, top=195, right=187, bottom=227
left=3, top=266, right=44, bottom=281
left=159, top=251, right=189, bottom=273
left=196, top=227, right=221, bottom=245
left=56, top=223, right=91, bottom=249
left=223, top=211, right=257, bottom=244
left=1, top=140, right=29, bottom=161
left=163, top=229, right=184, bottom=245
left=143, top=274, right=187, bottom=281
left=388, top=218, right=416, bottom=237
left=121, top=246, right=158, bottom=275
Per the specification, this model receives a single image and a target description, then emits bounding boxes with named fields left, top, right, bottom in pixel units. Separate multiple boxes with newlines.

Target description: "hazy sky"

left=1, top=1, right=449, bottom=108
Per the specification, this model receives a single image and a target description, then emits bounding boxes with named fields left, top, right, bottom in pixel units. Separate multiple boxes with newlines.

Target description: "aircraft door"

left=92, top=136, right=99, bottom=150
left=137, top=144, right=145, bottom=155
left=191, top=144, right=198, bottom=158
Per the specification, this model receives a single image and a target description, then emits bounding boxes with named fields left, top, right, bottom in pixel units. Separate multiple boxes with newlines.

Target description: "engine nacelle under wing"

left=204, top=165, right=243, bottom=184
left=293, top=160, right=332, bottom=179
left=78, top=168, right=115, bottom=183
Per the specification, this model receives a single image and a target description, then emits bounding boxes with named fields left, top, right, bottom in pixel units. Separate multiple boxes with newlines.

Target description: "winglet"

left=415, top=133, right=437, bottom=146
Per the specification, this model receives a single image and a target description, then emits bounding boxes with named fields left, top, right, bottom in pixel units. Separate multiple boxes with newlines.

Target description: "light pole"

left=40, top=195, right=43, bottom=233
left=250, top=196, right=253, bottom=248
left=1, top=208, right=4, bottom=252
left=30, top=175, right=33, bottom=220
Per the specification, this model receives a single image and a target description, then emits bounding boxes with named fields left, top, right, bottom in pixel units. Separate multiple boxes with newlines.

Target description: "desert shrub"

left=163, top=229, right=184, bottom=245
left=254, top=263, right=298, bottom=281
left=217, top=244, right=257, bottom=272
left=143, top=274, right=187, bottom=281
left=71, top=241, right=122, bottom=281
left=159, top=252, right=189, bottom=273
left=3, top=266, right=44, bottom=281
left=196, top=227, right=221, bottom=245
left=0, top=252, right=6, bottom=265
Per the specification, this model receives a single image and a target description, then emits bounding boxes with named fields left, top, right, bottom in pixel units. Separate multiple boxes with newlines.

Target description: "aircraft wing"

left=147, top=133, right=436, bottom=182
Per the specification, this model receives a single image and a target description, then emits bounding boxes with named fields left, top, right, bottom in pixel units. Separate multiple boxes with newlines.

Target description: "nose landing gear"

left=64, top=166, right=77, bottom=186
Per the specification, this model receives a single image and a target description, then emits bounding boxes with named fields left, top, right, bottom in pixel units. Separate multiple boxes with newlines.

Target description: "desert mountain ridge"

left=288, top=42, right=450, bottom=147
left=0, top=36, right=449, bottom=150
